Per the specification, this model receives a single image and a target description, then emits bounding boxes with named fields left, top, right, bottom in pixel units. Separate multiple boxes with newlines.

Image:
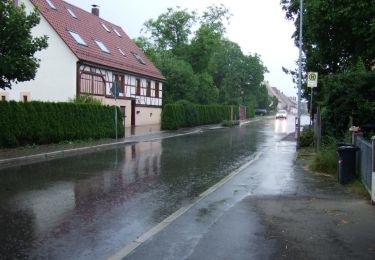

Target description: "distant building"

left=264, top=81, right=297, bottom=113
left=0, top=0, right=165, bottom=127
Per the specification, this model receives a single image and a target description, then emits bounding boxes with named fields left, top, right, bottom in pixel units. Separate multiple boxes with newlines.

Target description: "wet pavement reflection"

left=0, top=116, right=304, bottom=259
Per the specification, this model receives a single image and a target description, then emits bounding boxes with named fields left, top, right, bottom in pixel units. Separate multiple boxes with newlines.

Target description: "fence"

left=355, top=135, right=372, bottom=193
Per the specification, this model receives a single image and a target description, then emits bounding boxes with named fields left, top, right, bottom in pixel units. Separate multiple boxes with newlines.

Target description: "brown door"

left=131, top=100, right=136, bottom=126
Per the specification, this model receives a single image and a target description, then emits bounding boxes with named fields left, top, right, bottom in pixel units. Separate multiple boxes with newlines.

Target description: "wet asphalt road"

left=0, top=116, right=300, bottom=259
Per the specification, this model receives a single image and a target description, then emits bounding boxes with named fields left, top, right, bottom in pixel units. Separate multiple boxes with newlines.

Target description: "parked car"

left=276, top=110, right=287, bottom=119
left=255, top=108, right=268, bottom=116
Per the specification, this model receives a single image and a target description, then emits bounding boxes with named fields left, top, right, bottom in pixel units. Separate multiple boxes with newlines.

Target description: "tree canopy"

left=136, top=5, right=271, bottom=109
left=281, top=0, right=375, bottom=137
left=0, top=0, right=48, bottom=89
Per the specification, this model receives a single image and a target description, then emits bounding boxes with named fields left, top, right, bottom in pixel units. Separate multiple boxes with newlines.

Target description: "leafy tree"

left=0, top=0, right=48, bottom=89
left=281, top=0, right=375, bottom=120
left=154, top=52, right=198, bottom=104
left=137, top=5, right=268, bottom=108
left=281, top=0, right=375, bottom=75
left=143, top=7, right=196, bottom=51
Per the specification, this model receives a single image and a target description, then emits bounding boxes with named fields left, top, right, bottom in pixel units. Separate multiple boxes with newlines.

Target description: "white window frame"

left=94, top=39, right=110, bottom=53
left=113, top=27, right=121, bottom=37
left=45, top=0, right=57, bottom=9
left=66, top=7, right=77, bottom=19
left=131, top=52, right=146, bottom=65
left=118, top=48, right=126, bottom=56
left=68, top=30, right=87, bottom=46
left=101, top=23, right=110, bottom=32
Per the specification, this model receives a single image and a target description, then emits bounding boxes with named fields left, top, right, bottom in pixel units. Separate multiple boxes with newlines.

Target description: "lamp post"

left=297, top=0, right=303, bottom=149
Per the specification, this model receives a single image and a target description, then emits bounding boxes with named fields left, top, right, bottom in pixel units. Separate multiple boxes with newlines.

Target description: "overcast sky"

left=67, top=0, right=298, bottom=97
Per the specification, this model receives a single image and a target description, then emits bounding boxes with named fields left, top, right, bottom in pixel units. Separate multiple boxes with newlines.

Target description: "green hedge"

left=0, top=101, right=124, bottom=148
left=161, top=101, right=233, bottom=130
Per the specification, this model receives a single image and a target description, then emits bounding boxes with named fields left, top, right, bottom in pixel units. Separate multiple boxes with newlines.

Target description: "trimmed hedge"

left=0, top=101, right=124, bottom=148
left=161, top=101, right=233, bottom=130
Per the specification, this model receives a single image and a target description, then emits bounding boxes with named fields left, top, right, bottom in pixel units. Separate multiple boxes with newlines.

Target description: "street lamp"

left=297, top=0, right=303, bottom=149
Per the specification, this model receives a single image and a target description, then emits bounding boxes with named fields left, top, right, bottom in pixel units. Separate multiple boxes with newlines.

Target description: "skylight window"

left=68, top=30, right=87, bottom=46
left=45, top=0, right=57, bottom=9
left=101, top=23, right=110, bottom=32
left=118, top=48, right=126, bottom=56
left=113, top=27, right=121, bottom=37
left=94, top=39, right=110, bottom=53
left=66, top=8, right=77, bottom=19
left=131, top=52, right=146, bottom=65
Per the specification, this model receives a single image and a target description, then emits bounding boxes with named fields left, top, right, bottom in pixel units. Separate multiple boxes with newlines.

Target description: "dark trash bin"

left=337, top=145, right=359, bottom=184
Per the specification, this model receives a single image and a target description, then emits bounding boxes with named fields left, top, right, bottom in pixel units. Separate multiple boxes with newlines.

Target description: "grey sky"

left=67, top=0, right=298, bottom=97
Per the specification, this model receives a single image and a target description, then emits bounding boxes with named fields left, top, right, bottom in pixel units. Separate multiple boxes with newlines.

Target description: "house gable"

left=30, top=0, right=165, bottom=81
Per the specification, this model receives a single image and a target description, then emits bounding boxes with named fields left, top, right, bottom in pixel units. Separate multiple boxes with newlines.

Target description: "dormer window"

left=66, top=7, right=77, bottom=19
left=101, top=23, right=110, bottom=32
left=131, top=52, right=146, bottom=65
left=45, top=0, right=57, bottom=9
left=94, top=39, right=110, bottom=53
left=118, top=48, right=126, bottom=57
left=68, top=30, right=87, bottom=46
left=113, top=27, right=121, bottom=37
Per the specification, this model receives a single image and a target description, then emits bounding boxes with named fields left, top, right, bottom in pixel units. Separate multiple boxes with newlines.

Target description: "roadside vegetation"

left=0, top=101, right=123, bottom=148
left=135, top=5, right=278, bottom=118
left=282, top=0, right=374, bottom=195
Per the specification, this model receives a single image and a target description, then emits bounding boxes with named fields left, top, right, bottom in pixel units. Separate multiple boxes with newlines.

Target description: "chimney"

left=91, top=4, right=99, bottom=16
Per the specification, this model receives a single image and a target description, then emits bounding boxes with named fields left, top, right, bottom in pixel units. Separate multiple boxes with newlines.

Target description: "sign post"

left=111, top=80, right=120, bottom=142
left=307, top=72, right=318, bottom=125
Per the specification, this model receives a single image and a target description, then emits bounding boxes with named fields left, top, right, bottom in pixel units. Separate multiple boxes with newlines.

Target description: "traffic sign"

left=307, top=72, right=318, bottom=88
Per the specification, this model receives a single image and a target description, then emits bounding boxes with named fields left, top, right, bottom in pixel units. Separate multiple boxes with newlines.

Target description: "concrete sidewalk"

left=114, top=136, right=375, bottom=260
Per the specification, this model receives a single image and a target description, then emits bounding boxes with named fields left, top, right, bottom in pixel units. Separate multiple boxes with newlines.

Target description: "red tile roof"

left=31, top=0, right=165, bottom=80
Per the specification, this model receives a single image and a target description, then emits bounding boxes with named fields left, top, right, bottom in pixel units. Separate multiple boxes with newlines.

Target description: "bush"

left=221, top=120, right=240, bottom=127
left=309, top=140, right=337, bottom=175
left=300, top=126, right=314, bottom=147
left=0, top=101, right=123, bottom=148
left=161, top=102, right=232, bottom=130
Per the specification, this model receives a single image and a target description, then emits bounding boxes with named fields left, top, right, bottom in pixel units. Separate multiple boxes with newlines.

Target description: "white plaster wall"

left=7, top=0, right=78, bottom=102
left=135, top=106, right=162, bottom=126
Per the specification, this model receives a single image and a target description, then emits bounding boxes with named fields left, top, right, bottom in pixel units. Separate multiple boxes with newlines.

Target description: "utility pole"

left=297, top=0, right=303, bottom=149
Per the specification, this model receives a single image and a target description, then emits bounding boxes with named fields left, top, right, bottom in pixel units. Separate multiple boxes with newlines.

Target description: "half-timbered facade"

left=1, top=0, right=165, bottom=127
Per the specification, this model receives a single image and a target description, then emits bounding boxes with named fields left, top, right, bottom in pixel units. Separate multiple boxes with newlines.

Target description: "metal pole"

left=310, top=87, right=313, bottom=125
left=297, top=0, right=303, bottom=149
left=115, top=82, right=118, bottom=142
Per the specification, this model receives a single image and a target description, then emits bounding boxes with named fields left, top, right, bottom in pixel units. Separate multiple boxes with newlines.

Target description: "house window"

left=45, top=0, right=57, bottom=10
left=94, top=39, right=110, bottom=53
left=23, top=95, right=28, bottom=102
left=131, top=52, right=146, bottom=65
left=146, top=81, right=151, bottom=97
left=79, top=72, right=105, bottom=96
left=66, top=7, right=77, bottom=19
left=113, top=27, right=121, bottom=37
left=118, top=48, right=126, bottom=57
left=68, top=30, right=87, bottom=46
left=101, top=23, right=110, bottom=32
left=113, top=74, right=124, bottom=93
left=1, top=95, right=6, bottom=101
left=155, top=82, right=159, bottom=98
left=136, top=79, right=141, bottom=95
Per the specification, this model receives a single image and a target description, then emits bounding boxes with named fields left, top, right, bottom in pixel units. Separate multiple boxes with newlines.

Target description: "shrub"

left=221, top=120, right=240, bottom=127
left=161, top=102, right=232, bottom=130
left=300, top=126, right=314, bottom=147
left=309, top=140, right=337, bottom=175
left=0, top=101, right=123, bottom=148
